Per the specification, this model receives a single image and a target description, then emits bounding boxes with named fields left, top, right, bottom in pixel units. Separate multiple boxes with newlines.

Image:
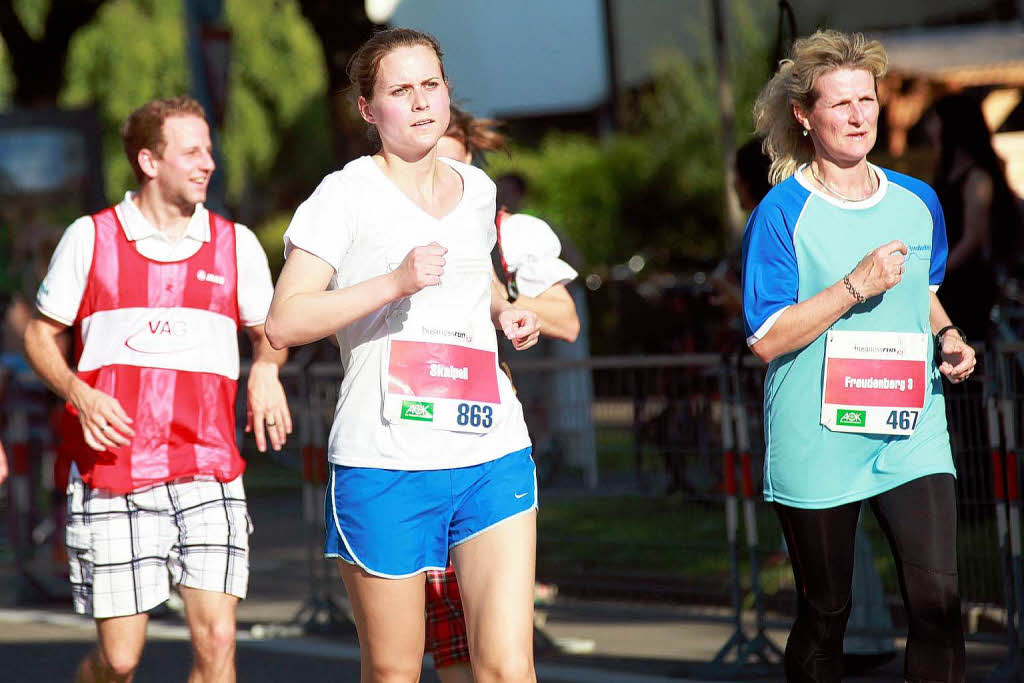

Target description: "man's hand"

left=67, top=378, right=134, bottom=452
left=246, top=361, right=292, bottom=452
left=938, top=331, right=976, bottom=384
left=498, top=308, right=540, bottom=351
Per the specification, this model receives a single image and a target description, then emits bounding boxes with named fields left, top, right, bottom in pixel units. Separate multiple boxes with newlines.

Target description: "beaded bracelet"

left=843, top=274, right=865, bottom=304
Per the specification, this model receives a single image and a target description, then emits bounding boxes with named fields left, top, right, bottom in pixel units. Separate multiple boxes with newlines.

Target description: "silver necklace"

left=810, top=164, right=875, bottom=202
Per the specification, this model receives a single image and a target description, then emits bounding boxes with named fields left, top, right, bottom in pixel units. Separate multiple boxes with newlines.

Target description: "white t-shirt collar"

left=117, top=191, right=212, bottom=243
left=793, top=162, right=888, bottom=210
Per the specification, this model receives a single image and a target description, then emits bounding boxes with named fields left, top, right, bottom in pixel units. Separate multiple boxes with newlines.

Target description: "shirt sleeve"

left=234, top=224, right=275, bottom=327
left=742, top=202, right=799, bottom=346
left=283, top=173, right=354, bottom=273
left=927, top=190, right=948, bottom=292
left=36, top=216, right=95, bottom=326
left=499, top=214, right=578, bottom=297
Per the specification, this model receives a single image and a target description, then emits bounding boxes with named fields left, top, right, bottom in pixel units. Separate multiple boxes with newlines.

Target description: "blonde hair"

left=753, top=30, right=888, bottom=184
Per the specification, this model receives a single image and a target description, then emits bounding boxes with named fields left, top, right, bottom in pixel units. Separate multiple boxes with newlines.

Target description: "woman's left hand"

left=938, top=331, right=976, bottom=383
left=499, top=308, right=541, bottom=351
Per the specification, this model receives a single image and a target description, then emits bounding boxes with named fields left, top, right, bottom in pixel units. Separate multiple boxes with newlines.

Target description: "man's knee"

left=192, top=616, right=237, bottom=660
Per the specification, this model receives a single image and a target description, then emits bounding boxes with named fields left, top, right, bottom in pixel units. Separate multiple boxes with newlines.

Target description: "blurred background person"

left=428, top=106, right=582, bottom=682
left=710, top=138, right=773, bottom=328
left=926, top=93, right=1023, bottom=342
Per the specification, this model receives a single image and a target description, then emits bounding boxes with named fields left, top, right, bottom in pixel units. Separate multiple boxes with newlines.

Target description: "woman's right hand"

left=848, top=240, right=907, bottom=300
left=391, top=242, right=447, bottom=296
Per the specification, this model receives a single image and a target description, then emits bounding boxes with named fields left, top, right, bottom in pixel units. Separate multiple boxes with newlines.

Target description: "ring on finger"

left=266, top=420, right=277, bottom=427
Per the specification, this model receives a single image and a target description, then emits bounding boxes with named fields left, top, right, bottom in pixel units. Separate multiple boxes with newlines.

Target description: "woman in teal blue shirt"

left=742, top=30, right=975, bottom=683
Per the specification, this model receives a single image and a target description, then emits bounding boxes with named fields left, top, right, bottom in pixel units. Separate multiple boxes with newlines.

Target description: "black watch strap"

left=935, top=325, right=966, bottom=347
left=506, top=275, right=519, bottom=303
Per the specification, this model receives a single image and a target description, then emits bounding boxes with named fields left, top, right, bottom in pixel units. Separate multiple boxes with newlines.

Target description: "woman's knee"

left=472, top=651, right=535, bottom=683
left=904, top=563, right=961, bottom=632
left=97, top=645, right=143, bottom=680
left=364, top=659, right=424, bottom=683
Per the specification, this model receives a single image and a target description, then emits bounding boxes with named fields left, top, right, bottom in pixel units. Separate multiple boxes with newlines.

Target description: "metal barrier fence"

left=286, top=348, right=1024, bottom=668
left=497, top=347, right=1022, bottom=671
left=5, top=345, right=1024, bottom=671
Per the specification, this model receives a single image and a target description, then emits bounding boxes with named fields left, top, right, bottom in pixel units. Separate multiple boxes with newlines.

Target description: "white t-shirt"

left=498, top=212, right=578, bottom=296
left=283, top=156, right=531, bottom=470
left=37, top=193, right=274, bottom=328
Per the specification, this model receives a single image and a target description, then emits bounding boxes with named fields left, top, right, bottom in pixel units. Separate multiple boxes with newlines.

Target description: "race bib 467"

left=820, top=330, right=928, bottom=436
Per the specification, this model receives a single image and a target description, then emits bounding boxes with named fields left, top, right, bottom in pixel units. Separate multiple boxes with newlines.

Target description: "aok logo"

left=837, top=409, right=866, bottom=427
left=125, top=319, right=196, bottom=354
left=401, top=400, right=434, bottom=422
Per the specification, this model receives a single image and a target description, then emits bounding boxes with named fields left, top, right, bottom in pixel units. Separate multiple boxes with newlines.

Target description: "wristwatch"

left=934, top=325, right=969, bottom=377
left=506, top=274, right=519, bottom=303
left=935, top=325, right=966, bottom=350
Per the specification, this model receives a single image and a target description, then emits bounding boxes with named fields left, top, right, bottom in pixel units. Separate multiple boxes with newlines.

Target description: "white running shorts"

left=66, top=474, right=251, bottom=618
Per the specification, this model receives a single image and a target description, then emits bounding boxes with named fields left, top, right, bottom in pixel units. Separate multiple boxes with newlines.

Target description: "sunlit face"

left=359, top=45, right=451, bottom=156
left=795, top=68, right=879, bottom=167
left=436, top=134, right=472, bottom=163
left=144, top=115, right=215, bottom=208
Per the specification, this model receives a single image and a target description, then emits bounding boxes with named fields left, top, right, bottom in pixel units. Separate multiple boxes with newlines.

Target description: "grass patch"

left=538, top=493, right=1007, bottom=607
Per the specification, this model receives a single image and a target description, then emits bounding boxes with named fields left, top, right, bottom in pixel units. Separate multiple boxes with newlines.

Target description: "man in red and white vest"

left=25, top=96, right=290, bottom=683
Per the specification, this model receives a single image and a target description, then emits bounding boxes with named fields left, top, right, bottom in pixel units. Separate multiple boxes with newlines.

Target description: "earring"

left=802, top=129, right=809, bottom=137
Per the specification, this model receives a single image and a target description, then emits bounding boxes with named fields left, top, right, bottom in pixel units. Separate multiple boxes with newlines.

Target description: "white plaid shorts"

left=66, top=474, right=252, bottom=618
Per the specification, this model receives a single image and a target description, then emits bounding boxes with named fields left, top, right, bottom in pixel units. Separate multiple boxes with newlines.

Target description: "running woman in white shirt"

left=266, top=29, right=541, bottom=683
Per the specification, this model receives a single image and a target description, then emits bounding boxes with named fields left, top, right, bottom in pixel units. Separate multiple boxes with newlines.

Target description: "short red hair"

left=122, top=96, right=207, bottom=182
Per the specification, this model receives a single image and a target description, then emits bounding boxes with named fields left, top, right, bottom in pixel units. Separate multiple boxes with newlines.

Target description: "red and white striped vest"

left=67, top=206, right=244, bottom=493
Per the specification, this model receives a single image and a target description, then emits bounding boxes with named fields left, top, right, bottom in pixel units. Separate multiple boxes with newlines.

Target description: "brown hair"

left=122, top=96, right=207, bottom=183
left=753, top=29, right=888, bottom=183
left=446, top=106, right=506, bottom=158
left=347, top=28, right=446, bottom=102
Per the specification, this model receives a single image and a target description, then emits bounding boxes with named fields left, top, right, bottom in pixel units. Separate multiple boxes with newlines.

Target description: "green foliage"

left=60, top=0, right=190, bottom=201
left=487, top=134, right=653, bottom=265
left=253, top=212, right=292, bottom=276
left=486, top=1, right=772, bottom=270
left=12, top=0, right=47, bottom=39
left=2, top=0, right=328, bottom=212
left=220, top=0, right=327, bottom=203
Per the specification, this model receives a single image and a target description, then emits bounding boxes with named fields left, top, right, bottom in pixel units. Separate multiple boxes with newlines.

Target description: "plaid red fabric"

left=424, top=563, right=470, bottom=667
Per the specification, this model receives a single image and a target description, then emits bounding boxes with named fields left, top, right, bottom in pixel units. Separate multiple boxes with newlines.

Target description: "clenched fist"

left=391, top=242, right=447, bottom=297
left=848, top=240, right=907, bottom=300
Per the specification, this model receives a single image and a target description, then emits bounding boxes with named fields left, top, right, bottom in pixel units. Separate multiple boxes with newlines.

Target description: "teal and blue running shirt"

left=742, top=165, right=955, bottom=509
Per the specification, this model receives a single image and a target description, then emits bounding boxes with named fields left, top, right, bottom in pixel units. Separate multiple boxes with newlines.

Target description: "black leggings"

left=774, top=473, right=965, bottom=683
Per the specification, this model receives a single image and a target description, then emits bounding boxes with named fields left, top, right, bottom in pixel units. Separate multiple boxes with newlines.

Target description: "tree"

left=0, top=0, right=106, bottom=106
left=295, top=0, right=381, bottom=163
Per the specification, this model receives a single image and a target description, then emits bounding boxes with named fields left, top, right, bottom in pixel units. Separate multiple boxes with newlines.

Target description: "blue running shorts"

left=324, top=447, right=536, bottom=578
